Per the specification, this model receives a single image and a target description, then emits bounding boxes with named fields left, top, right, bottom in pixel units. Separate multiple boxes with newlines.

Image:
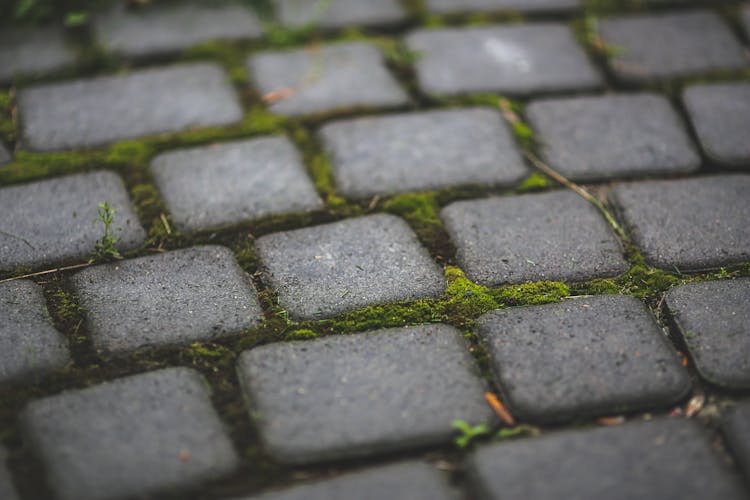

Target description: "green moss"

left=50, top=288, right=83, bottom=323
left=104, top=141, right=152, bottom=167
left=516, top=173, right=554, bottom=192
left=308, top=152, right=338, bottom=201
left=322, top=299, right=440, bottom=333
left=285, top=328, right=318, bottom=340
left=383, top=192, right=440, bottom=227
left=0, top=90, right=13, bottom=144
left=443, top=266, right=500, bottom=322
left=493, top=280, right=570, bottom=306
left=231, top=234, right=260, bottom=272
left=130, top=184, right=173, bottom=243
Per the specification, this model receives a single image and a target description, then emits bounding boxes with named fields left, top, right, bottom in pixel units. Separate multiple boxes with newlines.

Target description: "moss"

left=383, top=192, right=440, bottom=226
left=103, top=140, right=152, bottom=167
left=322, top=299, right=440, bottom=334
left=308, top=151, right=338, bottom=202
left=130, top=183, right=174, bottom=244
left=231, top=234, right=260, bottom=272
left=0, top=90, right=14, bottom=144
left=50, top=288, right=83, bottom=323
left=442, top=266, right=500, bottom=322
left=516, top=172, right=554, bottom=192
left=285, top=328, right=318, bottom=340
left=493, top=280, right=570, bottom=306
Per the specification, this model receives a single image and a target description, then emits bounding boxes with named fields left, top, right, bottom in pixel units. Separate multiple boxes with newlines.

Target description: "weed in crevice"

left=452, top=419, right=491, bottom=449
left=89, top=201, right=122, bottom=263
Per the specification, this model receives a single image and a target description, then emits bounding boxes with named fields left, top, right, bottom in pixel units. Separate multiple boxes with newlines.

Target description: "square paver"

left=441, top=191, right=629, bottom=286
left=425, top=0, right=580, bottom=13
left=683, top=82, right=750, bottom=167
left=724, top=400, right=750, bottom=483
left=0, top=26, right=77, bottom=82
left=0, top=446, right=20, bottom=500
left=406, top=24, right=601, bottom=96
left=18, top=63, right=243, bottom=152
left=93, top=1, right=263, bottom=58
left=248, top=42, right=409, bottom=116
left=69, top=246, right=263, bottom=355
left=275, top=0, right=406, bottom=29
left=477, top=295, right=690, bottom=422
left=597, top=11, right=748, bottom=84
left=255, top=214, right=445, bottom=319
left=609, top=175, right=750, bottom=270
left=527, top=93, right=700, bottom=181
left=468, top=418, right=747, bottom=500
left=0, top=280, right=70, bottom=384
left=22, top=367, right=239, bottom=500
left=151, top=137, right=322, bottom=232
left=665, top=278, right=750, bottom=389
left=319, top=107, right=528, bottom=198
left=0, top=171, right=146, bottom=273
left=236, top=324, right=493, bottom=464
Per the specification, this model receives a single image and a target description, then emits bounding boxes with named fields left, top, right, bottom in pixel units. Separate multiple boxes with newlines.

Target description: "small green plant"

left=90, top=201, right=122, bottom=262
left=452, top=419, right=491, bottom=448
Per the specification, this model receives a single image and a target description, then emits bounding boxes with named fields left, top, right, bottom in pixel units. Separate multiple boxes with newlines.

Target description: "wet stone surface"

left=425, top=0, right=580, bottom=13
left=0, top=26, right=77, bottom=82
left=275, top=0, right=406, bottom=29
left=0, top=446, right=20, bottom=500
left=724, top=400, right=750, bottom=483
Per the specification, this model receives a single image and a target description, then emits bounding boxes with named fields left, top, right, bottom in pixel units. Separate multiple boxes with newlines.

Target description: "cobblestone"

left=18, top=63, right=243, bottom=151
left=441, top=191, right=629, bottom=286
left=0, top=171, right=146, bottom=273
left=406, top=24, right=601, bottom=96
left=425, top=0, right=580, bottom=13
left=249, top=42, right=409, bottom=116
left=236, top=324, right=492, bottom=464
left=724, top=400, right=750, bottom=483
left=69, top=246, right=262, bottom=355
left=21, top=367, right=239, bottom=500
left=609, top=175, right=750, bottom=270
left=0, top=26, right=77, bottom=82
left=255, top=214, right=445, bottom=319
left=275, top=0, right=406, bottom=29
left=151, top=137, right=322, bottom=232
left=0, top=446, right=20, bottom=500
left=527, top=93, right=700, bottom=181
left=319, top=108, right=528, bottom=198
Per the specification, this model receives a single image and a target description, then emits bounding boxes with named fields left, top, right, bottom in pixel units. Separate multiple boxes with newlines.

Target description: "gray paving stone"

left=69, top=246, right=262, bottom=355
left=0, top=446, right=20, bottom=500
left=255, top=214, right=444, bottom=319
left=236, top=324, right=492, bottom=464
left=0, top=280, right=70, bottom=384
left=151, top=137, right=322, bottom=232
left=477, top=295, right=690, bottom=422
left=406, top=24, right=601, bottom=97
left=527, top=93, right=700, bottom=181
left=744, top=5, right=750, bottom=37
left=665, top=278, right=750, bottom=389
left=724, top=400, right=750, bottom=482
left=609, top=175, right=750, bottom=270
left=320, top=107, right=528, bottom=198
left=0, top=143, right=10, bottom=166
left=0, top=171, right=146, bottom=273
left=22, top=367, right=239, bottom=500
left=18, top=63, right=242, bottom=152
left=683, top=82, right=750, bottom=167
left=469, top=418, right=747, bottom=500
left=249, top=42, right=409, bottom=116
left=275, top=0, right=406, bottom=29
left=93, top=1, right=263, bottom=58
left=441, top=191, right=628, bottom=286
left=0, top=26, right=77, bottom=82
left=597, top=11, right=748, bottom=84
left=425, top=0, right=579, bottom=14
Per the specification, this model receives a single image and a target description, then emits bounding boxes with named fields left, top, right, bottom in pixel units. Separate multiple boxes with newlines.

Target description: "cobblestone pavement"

left=1, top=1, right=749, bottom=499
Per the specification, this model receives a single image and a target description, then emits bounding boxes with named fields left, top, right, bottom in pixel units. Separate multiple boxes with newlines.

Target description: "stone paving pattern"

left=275, top=0, right=407, bottom=29
left=425, top=0, right=580, bottom=14
left=0, top=26, right=76, bottom=82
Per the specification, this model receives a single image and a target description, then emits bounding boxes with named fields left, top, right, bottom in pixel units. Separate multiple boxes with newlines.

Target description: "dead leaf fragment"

left=179, top=450, right=191, bottom=462
left=685, top=393, right=706, bottom=418
left=262, top=87, right=296, bottom=104
left=485, top=392, right=515, bottom=426
left=597, top=415, right=626, bottom=426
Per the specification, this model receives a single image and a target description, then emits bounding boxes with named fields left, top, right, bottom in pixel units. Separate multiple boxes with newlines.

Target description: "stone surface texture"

left=426, top=0, right=580, bottom=13
left=275, top=0, right=406, bottom=29
left=0, top=446, right=20, bottom=500
left=0, top=143, right=10, bottom=166
left=0, top=26, right=76, bottom=82
left=724, top=400, right=750, bottom=482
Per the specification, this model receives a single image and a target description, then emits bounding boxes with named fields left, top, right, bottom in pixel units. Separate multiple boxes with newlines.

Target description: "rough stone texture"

left=610, top=175, right=750, bottom=270
left=255, top=214, right=445, bottom=319
left=0, top=280, right=70, bottom=384
left=0, top=171, right=146, bottom=273
left=426, top=0, right=579, bottom=13
left=744, top=5, right=750, bottom=37
left=275, top=0, right=406, bottom=29
left=441, top=191, right=628, bottom=286
left=724, top=400, right=750, bottom=482
left=665, top=278, right=750, bottom=389
left=249, top=42, right=409, bottom=116
left=319, top=108, right=528, bottom=198
left=406, top=24, right=601, bottom=96
left=236, top=325, right=492, bottom=464
left=597, top=11, right=748, bottom=84
left=683, top=82, right=750, bottom=167
left=469, top=418, right=748, bottom=500
left=477, top=295, right=690, bottom=422
left=0, top=446, right=20, bottom=500
left=69, top=246, right=263, bottom=355
left=22, top=367, right=239, bottom=500
left=0, top=143, right=10, bottom=166
left=18, top=63, right=242, bottom=152
left=151, top=137, right=322, bottom=232
left=527, top=93, right=700, bottom=181
left=93, top=1, right=263, bottom=57
left=0, top=26, right=77, bottom=82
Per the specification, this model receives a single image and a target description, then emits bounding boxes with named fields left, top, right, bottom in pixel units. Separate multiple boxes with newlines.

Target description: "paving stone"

left=441, top=191, right=628, bottom=286
left=527, top=93, right=700, bottom=181
left=69, top=246, right=262, bottom=355
left=18, top=63, right=242, bottom=152
left=0, top=446, right=20, bottom=500
left=0, top=143, right=10, bottom=166
left=22, top=367, right=239, bottom=500
left=744, top=5, right=750, bottom=37
left=151, top=137, right=322, bottom=232
left=0, top=171, right=146, bottom=273
left=319, top=107, right=528, bottom=198
left=597, top=11, right=748, bottom=84
left=468, top=418, right=747, bottom=500
left=683, top=82, right=750, bottom=167
left=0, top=26, right=77, bottom=82
left=93, top=1, right=263, bottom=58
left=249, top=42, right=409, bottom=116
left=425, top=0, right=580, bottom=14
left=0, top=280, right=70, bottom=384
left=236, top=324, right=492, bottom=464
left=665, top=278, right=750, bottom=389
left=255, top=214, right=444, bottom=319
left=406, top=24, right=601, bottom=97
left=724, top=400, right=750, bottom=482
left=609, top=175, right=750, bottom=270
left=477, top=295, right=690, bottom=422
left=275, top=0, right=406, bottom=29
